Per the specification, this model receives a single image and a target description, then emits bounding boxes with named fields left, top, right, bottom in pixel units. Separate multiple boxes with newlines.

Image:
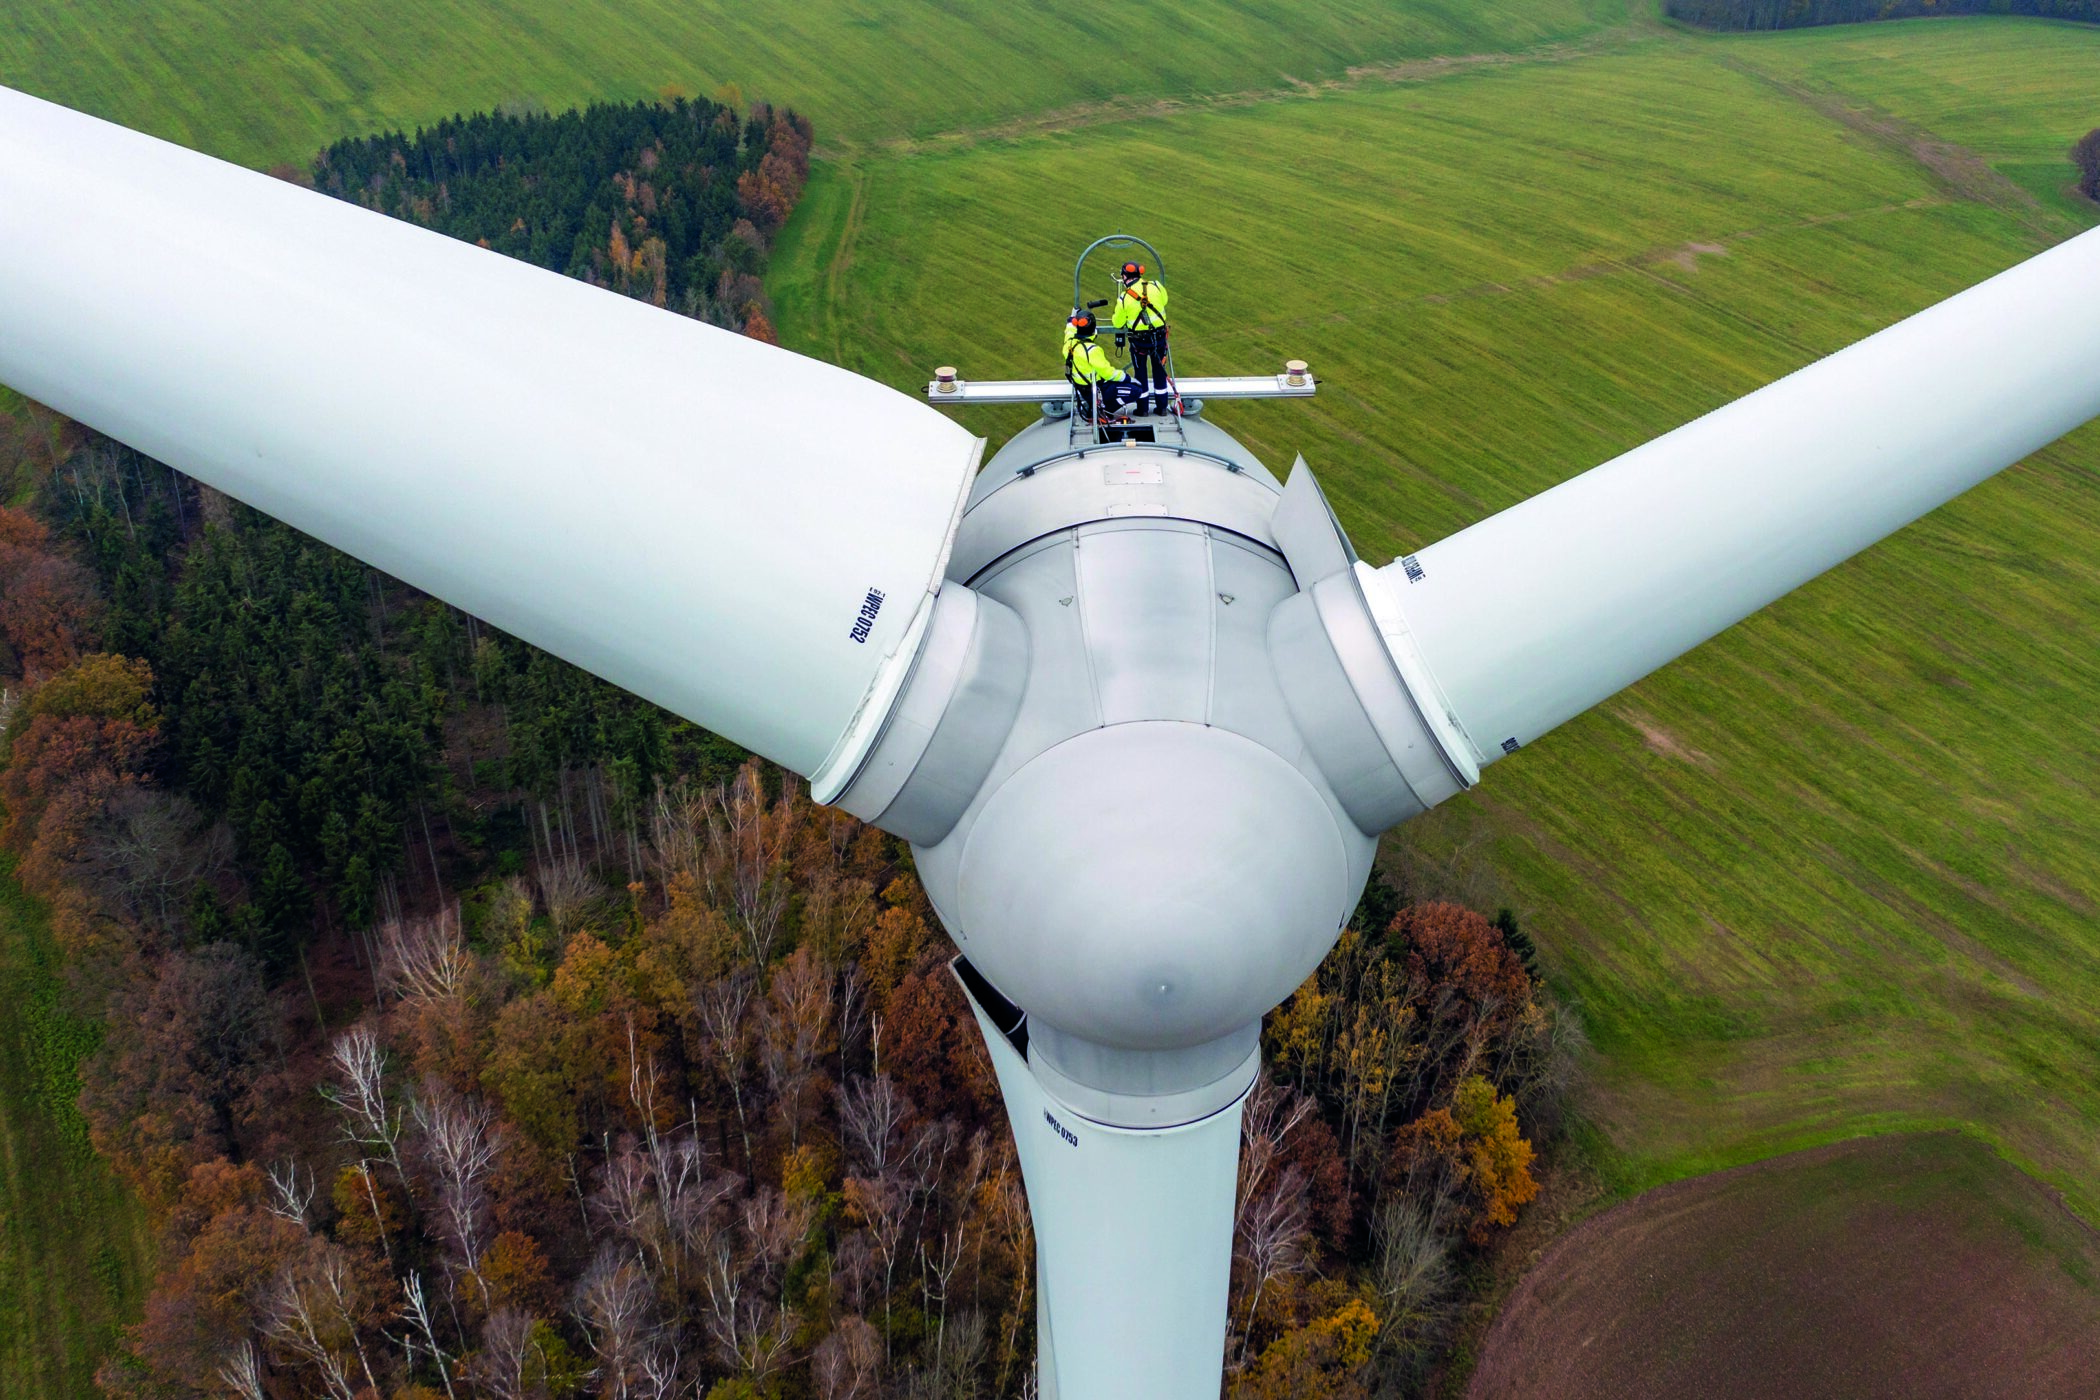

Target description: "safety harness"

left=1122, top=281, right=1166, bottom=333
left=1065, top=338, right=1117, bottom=386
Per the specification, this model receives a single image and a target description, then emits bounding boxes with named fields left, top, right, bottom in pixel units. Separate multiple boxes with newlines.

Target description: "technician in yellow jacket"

left=1110, top=260, right=1171, bottom=414
left=1063, top=312, right=1138, bottom=421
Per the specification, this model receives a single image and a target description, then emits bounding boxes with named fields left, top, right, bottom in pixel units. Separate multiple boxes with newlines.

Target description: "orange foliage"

left=1395, top=901, right=1533, bottom=1028
left=1389, top=1075, right=1538, bottom=1242
left=1391, top=1106, right=1465, bottom=1188
left=333, top=1162, right=407, bottom=1252
left=740, top=307, right=779, bottom=344
left=476, top=1229, right=556, bottom=1315
left=1451, top=1075, right=1538, bottom=1236
left=736, top=169, right=792, bottom=233
left=0, top=503, right=99, bottom=678
left=1231, top=1292, right=1378, bottom=1399
left=862, top=904, right=927, bottom=1003
left=120, top=1160, right=309, bottom=1387
left=882, top=955, right=998, bottom=1126
left=0, top=653, right=159, bottom=896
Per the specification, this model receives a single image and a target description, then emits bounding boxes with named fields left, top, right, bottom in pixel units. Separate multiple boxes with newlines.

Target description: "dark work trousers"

left=1125, top=329, right=1170, bottom=410
left=1073, top=376, right=1139, bottom=420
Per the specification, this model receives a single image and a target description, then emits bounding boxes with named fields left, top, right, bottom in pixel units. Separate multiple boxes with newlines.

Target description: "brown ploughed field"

left=1470, top=1133, right=2100, bottom=1399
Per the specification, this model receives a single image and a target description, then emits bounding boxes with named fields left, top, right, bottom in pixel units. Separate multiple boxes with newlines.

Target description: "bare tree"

left=1230, top=1163, right=1311, bottom=1369
left=843, top=1172, right=910, bottom=1362
left=690, top=1185, right=810, bottom=1379
left=655, top=1133, right=738, bottom=1276
left=920, top=1131, right=990, bottom=1372
left=694, top=969, right=758, bottom=1167
left=702, top=762, right=795, bottom=965
left=830, top=1229, right=879, bottom=1318
left=838, top=1073, right=912, bottom=1176
left=264, top=1160, right=316, bottom=1226
left=632, top=1339, right=688, bottom=1400
left=1231, top=1072, right=1316, bottom=1368
left=217, top=1340, right=267, bottom=1400
left=464, top=1307, right=542, bottom=1400
left=647, top=780, right=708, bottom=887
left=259, top=1247, right=383, bottom=1400
left=757, top=948, right=834, bottom=1145
left=694, top=1223, right=798, bottom=1379
left=399, top=1271, right=459, bottom=1400
left=742, top=1183, right=816, bottom=1278
left=574, top=1246, right=659, bottom=1399
left=983, top=1156, right=1034, bottom=1398
left=80, top=786, right=233, bottom=932
left=379, top=905, right=472, bottom=1004
left=812, top=1314, right=881, bottom=1400
left=592, top=1137, right=659, bottom=1258
left=326, top=1023, right=404, bottom=1173
left=837, top=963, right=870, bottom=1083
left=1367, top=1196, right=1456, bottom=1376
left=901, top=1308, right=987, bottom=1400
left=412, top=1078, right=499, bottom=1290
left=535, top=855, right=598, bottom=936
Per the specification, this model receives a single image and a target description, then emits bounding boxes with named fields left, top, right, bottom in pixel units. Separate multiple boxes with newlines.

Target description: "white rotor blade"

left=1376, top=226, right=2100, bottom=761
left=0, top=85, right=980, bottom=795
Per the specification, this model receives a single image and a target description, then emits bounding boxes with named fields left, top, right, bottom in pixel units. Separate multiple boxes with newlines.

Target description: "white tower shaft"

left=960, top=972, right=1245, bottom=1399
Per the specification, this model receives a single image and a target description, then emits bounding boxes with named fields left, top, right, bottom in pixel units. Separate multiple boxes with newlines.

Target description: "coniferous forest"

left=313, top=94, right=813, bottom=340
left=0, top=94, right=1576, bottom=1400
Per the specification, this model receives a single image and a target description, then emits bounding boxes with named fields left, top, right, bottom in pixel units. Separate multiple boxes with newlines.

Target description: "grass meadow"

left=771, top=20, right=2100, bottom=1215
left=0, top=863, right=152, bottom=1398
left=0, top=0, right=1621, bottom=169
left=1699, top=16, right=2100, bottom=223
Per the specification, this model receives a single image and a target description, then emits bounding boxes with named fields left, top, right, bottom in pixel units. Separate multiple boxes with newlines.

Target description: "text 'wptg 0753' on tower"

left=848, top=588, right=886, bottom=643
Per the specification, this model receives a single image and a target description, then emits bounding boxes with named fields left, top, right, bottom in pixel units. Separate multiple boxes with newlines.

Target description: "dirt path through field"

left=1470, top=1133, right=2100, bottom=1400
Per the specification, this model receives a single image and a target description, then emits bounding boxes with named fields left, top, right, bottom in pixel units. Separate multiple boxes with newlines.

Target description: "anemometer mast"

left=8, top=91, right=2100, bottom=1400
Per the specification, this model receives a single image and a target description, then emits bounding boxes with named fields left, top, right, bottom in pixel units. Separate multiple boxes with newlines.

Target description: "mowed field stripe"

left=0, top=0, right=1625, bottom=169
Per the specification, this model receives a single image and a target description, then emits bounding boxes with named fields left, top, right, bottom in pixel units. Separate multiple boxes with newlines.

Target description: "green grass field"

left=1695, top=16, right=2100, bottom=222
left=0, top=0, right=1622, bottom=169
left=772, top=19, right=2100, bottom=1216
left=0, top=862, right=152, bottom=1398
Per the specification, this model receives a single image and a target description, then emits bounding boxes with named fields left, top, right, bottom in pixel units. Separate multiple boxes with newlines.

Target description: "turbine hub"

left=952, top=720, right=1353, bottom=1051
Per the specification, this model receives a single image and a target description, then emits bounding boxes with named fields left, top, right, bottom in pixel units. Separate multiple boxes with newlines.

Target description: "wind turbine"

left=6, top=84, right=2100, bottom=1398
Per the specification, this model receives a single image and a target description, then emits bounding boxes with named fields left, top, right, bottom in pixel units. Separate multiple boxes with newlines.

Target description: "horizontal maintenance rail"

left=926, top=365, right=1316, bottom=405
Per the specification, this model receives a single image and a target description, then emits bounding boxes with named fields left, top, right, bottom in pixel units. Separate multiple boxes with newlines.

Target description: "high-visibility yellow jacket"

left=1063, top=326, right=1126, bottom=384
left=1111, top=278, right=1170, bottom=333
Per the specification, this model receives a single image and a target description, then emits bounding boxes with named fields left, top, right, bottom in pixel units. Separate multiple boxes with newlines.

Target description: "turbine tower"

left=6, top=84, right=2100, bottom=1398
